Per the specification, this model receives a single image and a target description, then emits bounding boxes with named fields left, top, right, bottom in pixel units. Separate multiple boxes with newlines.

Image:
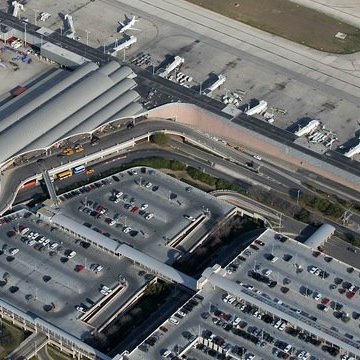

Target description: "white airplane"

left=118, top=16, right=140, bottom=33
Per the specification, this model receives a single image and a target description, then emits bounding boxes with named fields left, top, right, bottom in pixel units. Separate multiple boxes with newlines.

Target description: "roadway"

left=3, top=118, right=359, bottom=236
left=11, top=142, right=360, bottom=253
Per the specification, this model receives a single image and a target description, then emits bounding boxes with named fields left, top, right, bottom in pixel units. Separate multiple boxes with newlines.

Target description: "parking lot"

left=129, top=229, right=360, bottom=360
left=0, top=209, right=146, bottom=339
left=59, top=166, right=234, bottom=264
left=130, top=282, right=330, bottom=360
left=227, top=230, right=360, bottom=344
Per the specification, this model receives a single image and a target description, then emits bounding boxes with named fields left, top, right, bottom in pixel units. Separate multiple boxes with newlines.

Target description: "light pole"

left=278, top=212, right=282, bottom=229
left=24, top=22, right=27, bottom=47
left=296, top=189, right=301, bottom=206
left=85, top=30, right=90, bottom=46
left=33, top=9, right=39, bottom=26
left=151, top=62, right=155, bottom=76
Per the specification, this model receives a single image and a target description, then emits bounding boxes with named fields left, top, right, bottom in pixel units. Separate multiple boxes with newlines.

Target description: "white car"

left=246, top=353, right=255, bottom=360
left=177, top=310, right=186, bottom=317
left=233, top=316, right=241, bottom=326
left=109, top=220, right=116, bottom=226
left=169, top=316, right=179, bottom=325
left=253, top=154, right=262, bottom=161
left=67, top=250, right=76, bottom=259
left=313, top=292, right=322, bottom=301
left=27, top=239, right=36, bottom=246
left=115, top=191, right=123, bottom=198
left=184, top=215, right=196, bottom=222
left=145, top=182, right=152, bottom=188
left=114, top=198, right=122, bottom=204
left=279, top=322, right=286, bottom=331
left=274, top=320, right=282, bottom=329
left=263, top=269, right=272, bottom=276
left=9, top=248, right=19, bottom=256
left=309, top=266, right=318, bottom=274
left=38, top=236, right=46, bottom=244
left=43, top=238, right=50, bottom=246
left=162, top=350, right=172, bottom=358
left=145, top=213, right=154, bottom=220
left=141, top=203, right=148, bottom=210
left=297, top=351, right=304, bottom=359
left=75, top=305, right=87, bottom=314
left=20, top=227, right=30, bottom=235
left=100, top=286, right=112, bottom=295
left=90, top=264, right=103, bottom=272
left=223, top=294, right=231, bottom=303
left=31, top=232, right=39, bottom=240
left=49, top=242, right=58, bottom=250
left=123, top=226, right=131, bottom=233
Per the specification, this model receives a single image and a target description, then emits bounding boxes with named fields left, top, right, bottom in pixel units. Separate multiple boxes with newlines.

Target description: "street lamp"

left=33, top=9, right=39, bottom=26
left=23, top=22, right=27, bottom=47
left=296, top=189, right=301, bottom=206
left=85, top=30, right=90, bottom=46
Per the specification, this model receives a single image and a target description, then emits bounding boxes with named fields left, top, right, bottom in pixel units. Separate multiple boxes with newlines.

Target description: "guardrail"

left=82, top=282, right=127, bottom=324
left=167, top=214, right=207, bottom=248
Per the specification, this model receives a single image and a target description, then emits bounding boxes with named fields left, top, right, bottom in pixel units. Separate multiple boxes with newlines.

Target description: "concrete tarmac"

left=112, top=0, right=360, bottom=98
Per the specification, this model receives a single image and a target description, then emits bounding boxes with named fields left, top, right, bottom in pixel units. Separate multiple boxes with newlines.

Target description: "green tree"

left=294, top=208, right=310, bottom=223
left=150, top=133, right=168, bottom=146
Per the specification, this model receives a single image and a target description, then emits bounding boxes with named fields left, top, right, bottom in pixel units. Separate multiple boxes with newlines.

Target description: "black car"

left=268, top=281, right=277, bottom=288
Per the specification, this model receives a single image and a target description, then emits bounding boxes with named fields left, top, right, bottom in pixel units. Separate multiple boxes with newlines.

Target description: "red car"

left=321, top=298, right=330, bottom=305
left=74, top=264, right=85, bottom=272
left=250, top=244, right=259, bottom=251
left=131, top=206, right=139, bottom=213
left=160, top=326, right=168, bottom=332
left=346, top=291, right=355, bottom=299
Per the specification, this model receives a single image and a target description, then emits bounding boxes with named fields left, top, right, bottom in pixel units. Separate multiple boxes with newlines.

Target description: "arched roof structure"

left=0, top=61, right=142, bottom=166
left=305, top=223, right=335, bottom=249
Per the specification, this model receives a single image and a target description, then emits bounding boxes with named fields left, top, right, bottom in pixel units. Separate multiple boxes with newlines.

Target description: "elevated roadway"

left=7, top=332, right=48, bottom=360
left=1, top=118, right=360, bottom=232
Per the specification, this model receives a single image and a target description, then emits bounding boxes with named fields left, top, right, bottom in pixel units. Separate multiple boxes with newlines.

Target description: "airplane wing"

left=118, top=21, right=125, bottom=26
